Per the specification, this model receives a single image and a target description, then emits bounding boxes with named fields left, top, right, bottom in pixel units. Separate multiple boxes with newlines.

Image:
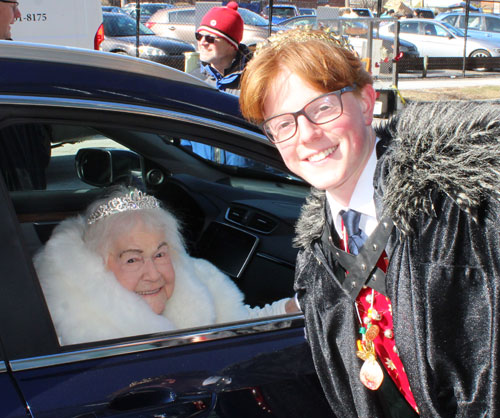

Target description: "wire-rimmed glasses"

left=261, top=85, right=357, bottom=144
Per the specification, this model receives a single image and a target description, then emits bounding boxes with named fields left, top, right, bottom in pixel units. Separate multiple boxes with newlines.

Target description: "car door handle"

left=168, top=26, right=176, bottom=31
left=109, top=385, right=176, bottom=411
left=108, top=385, right=216, bottom=417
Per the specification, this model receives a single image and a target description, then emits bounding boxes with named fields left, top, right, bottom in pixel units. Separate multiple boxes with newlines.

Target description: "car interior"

left=1, top=120, right=307, bottom=342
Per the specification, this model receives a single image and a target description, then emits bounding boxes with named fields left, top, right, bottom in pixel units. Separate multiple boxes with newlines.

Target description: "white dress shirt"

left=326, top=142, right=379, bottom=238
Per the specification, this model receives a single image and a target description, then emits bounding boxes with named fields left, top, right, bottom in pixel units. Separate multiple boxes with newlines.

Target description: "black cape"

left=293, top=101, right=500, bottom=417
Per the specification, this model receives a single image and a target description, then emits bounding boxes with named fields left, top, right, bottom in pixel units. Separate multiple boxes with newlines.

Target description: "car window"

left=47, top=127, right=142, bottom=191
left=104, top=13, right=155, bottom=36
left=178, top=139, right=298, bottom=181
left=400, top=21, right=419, bottom=33
left=468, top=15, right=482, bottom=29
left=486, top=16, right=500, bottom=32
left=441, top=15, right=456, bottom=26
left=3, top=120, right=301, bottom=347
left=238, top=8, right=269, bottom=26
left=169, top=9, right=194, bottom=24
left=423, top=23, right=437, bottom=35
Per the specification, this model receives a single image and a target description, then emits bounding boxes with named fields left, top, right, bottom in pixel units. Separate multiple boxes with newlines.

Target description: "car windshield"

left=104, top=13, right=155, bottom=36
left=238, top=8, right=270, bottom=26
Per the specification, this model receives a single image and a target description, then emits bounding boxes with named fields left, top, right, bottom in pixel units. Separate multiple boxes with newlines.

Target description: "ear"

left=358, top=84, right=377, bottom=126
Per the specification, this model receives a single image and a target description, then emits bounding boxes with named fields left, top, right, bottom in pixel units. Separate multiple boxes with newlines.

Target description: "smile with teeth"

left=307, top=145, right=338, bottom=162
left=136, top=288, right=162, bottom=296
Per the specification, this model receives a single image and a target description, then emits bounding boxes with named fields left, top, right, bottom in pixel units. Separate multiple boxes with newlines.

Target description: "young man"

left=0, top=0, right=21, bottom=40
left=240, top=28, right=500, bottom=417
left=190, top=1, right=252, bottom=95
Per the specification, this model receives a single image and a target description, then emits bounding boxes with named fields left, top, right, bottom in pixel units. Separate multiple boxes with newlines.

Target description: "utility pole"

left=462, top=0, right=471, bottom=77
left=136, top=0, right=141, bottom=57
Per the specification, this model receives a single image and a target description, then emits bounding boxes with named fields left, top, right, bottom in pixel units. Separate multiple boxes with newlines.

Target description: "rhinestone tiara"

left=87, top=189, right=161, bottom=225
left=254, top=27, right=357, bottom=57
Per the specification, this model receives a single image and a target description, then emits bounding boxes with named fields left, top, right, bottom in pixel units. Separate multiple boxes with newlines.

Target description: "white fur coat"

left=34, top=216, right=288, bottom=345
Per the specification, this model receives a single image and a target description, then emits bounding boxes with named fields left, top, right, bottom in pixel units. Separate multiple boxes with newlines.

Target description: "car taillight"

left=144, top=21, right=154, bottom=29
left=94, top=23, right=105, bottom=50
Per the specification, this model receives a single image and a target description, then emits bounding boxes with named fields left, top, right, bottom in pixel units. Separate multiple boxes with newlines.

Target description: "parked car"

left=443, top=2, right=482, bottom=12
left=262, top=4, right=300, bottom=23
left=379, top=18, right=500, bottom=57
left=437, top=12, right=500, bottom=35
left=413, top=7, right=435, bottom=18
left=123, top=2, right=174, bottom=23
left=146, top=6, right=280, bottom=50
left=352, top=7, right=374, bottom=18
left=299, top=7, right=316, bottom=16
left=280, top=16, right=419, bottom=60
left=99, top=12, right=195, bottom=70
left=0, top=40, right=339, bottom=418
left=102, top=5, right=127, bottom=14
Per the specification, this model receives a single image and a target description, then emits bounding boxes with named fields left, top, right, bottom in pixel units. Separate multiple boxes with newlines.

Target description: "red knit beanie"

left=197, top=2, right=243, bottom=49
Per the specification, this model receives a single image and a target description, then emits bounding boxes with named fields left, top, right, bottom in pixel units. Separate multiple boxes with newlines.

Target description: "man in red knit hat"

left=190, top=1, right=252, bottom=95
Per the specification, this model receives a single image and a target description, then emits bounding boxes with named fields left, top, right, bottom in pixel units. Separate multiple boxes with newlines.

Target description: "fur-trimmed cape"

left=35, top=216, right=287, bottom=346
left=292, top=101, right=500, bottom=418
left=294, top=101, right=500, bottom=248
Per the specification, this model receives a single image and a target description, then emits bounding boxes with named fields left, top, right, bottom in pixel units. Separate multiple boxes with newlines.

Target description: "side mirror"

left=75, top=148, right=142, bottom=187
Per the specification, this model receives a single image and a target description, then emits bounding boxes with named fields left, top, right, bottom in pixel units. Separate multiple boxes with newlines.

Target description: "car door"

left=485, top=15, right=500, bottom=33
left=399, top=21, right=461, bottom=57
left=0, top=96, right=334, bottom=418
left=419, top=21, right=464, bottom=57
left=165, top=9, right=196, bottom=46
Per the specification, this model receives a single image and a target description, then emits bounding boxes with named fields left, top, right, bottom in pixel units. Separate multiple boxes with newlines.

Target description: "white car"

left=379, top=18, right=500, bottom=57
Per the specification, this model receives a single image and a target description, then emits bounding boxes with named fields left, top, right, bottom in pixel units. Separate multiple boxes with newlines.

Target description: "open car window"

left=2, top=120, right=303, bottom=347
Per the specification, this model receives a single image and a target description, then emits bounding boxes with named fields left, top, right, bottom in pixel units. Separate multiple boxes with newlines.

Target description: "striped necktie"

left=340, top=209, right=368, bottom=255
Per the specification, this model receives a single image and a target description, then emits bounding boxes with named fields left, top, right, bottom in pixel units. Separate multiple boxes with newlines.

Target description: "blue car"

left=0, top=40, right=336, bottom=418
left=262, top=4, right=300, bottom=24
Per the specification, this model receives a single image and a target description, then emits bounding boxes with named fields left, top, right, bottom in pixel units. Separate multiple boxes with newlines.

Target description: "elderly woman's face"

left=105, top=220, right=175, bottom=314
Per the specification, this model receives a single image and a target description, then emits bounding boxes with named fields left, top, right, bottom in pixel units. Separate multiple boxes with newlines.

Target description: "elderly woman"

left=35, top=188, right=298, bottom=345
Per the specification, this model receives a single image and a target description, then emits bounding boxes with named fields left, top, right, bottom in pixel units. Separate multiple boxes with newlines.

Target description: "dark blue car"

left=0, top=41, right=335, bottom=417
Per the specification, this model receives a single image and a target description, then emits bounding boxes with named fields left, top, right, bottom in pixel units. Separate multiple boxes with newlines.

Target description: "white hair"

left=82, top=187, right=187, bottom=265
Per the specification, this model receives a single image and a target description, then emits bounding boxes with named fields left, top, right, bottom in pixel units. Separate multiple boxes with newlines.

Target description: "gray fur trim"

left=377, top=101, right=500, bottom=233
left=294, top=101, right=500, bottom=247
left=293, top=188, right=325, bottom=248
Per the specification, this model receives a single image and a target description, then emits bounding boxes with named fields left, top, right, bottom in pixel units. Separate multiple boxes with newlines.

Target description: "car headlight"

left=138, top=46, right=167, bottom=57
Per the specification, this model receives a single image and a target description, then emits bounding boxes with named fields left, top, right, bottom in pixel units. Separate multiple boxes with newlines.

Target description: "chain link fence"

left=104, top=0, right=500, bottom=88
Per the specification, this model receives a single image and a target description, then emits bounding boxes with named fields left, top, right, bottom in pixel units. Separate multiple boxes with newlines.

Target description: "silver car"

left=437, top=12, right=500, bottom=34
left=145, top=6, right=279, bottom=50
left=436, top=12, right=500, bottom=43
left=379, top=18, right=500, bottom=57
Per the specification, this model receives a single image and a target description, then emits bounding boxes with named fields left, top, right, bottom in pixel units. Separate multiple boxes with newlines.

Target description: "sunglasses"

left=195, top=32, right=217, bottom=44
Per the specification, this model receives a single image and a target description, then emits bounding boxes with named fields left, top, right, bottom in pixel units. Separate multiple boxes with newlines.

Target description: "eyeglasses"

left=195, top=32, right=217, bottom=43
left=261, top=85, right=357, bottom=144
left=0, top=0, right=19, bottom=5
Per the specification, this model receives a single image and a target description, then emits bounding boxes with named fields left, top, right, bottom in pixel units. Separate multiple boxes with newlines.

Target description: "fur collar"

left=34, top=216, right=248, bottom=345
left=295, top=101, right=500, bottom=247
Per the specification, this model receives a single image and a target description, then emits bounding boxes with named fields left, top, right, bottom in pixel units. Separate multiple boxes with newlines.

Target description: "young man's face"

left=197, top=31, right=235, bottom=66
left=263, top=69, right=376, bottom=204
left=0, top=0, right=21, bottom=40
